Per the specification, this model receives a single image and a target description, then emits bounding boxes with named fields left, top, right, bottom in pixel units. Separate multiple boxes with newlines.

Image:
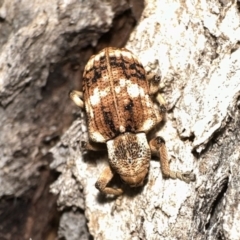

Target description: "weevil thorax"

left=107, top=132, right=151, bottom=187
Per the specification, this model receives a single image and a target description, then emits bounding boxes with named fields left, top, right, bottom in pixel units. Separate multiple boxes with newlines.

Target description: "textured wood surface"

left=1, top=0, right=240, bottom=239
left=0, top=0, right=134, bottom=238
left=51, top=0, right=240, bottom=239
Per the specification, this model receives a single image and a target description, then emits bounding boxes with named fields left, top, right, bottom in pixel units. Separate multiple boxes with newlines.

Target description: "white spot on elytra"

left=89, top=107, right=94, bottom=118
left=115, top=86, right=121, bottom=94
left=144, top=95, right=152, bottom=107
left=100, top=88, right=109, bottom=98
left=91, top=132, right=106, bottom=142
left=121, top=50, right=133, bottom=59
left=119, top=78, right=126, bottom=87
left=127, top=84, right=139, bottom=98
left=119, top=125, right=125, bottom=133
left=94, top=51, right=105, bottom=61
left=145, top=97, right=151, bottom=107
left=114, top=50, right=121, bottom=57
left=90, top=88, right=100, bottom=106
left=103, top=75, right=108, bottom=82
left=139, top=87, right=145, bottom=97
left=86, top=58, right=94, bottom=71
left=94, top=54, right=100, bottom=62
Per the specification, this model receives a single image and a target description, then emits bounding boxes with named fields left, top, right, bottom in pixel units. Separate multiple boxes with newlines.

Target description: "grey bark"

left=1, top=0, right=240, bottom=239
left=0, top=0, right=118, bottom=198
left=0, top=0, right=135, bottom=239
left=50, top=0, right=240, bottom=239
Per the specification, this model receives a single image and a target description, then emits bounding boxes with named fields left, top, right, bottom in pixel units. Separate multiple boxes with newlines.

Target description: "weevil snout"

left=121, top=168, right=148, bottom=187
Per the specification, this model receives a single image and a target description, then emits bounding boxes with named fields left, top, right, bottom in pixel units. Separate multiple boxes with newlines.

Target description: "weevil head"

left=106, top=132, right=151, bottom=187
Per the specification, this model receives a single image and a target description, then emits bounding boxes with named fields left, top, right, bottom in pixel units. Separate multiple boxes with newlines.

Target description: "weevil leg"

left=69, top=90, right=84, bottom=108
left=149, top=136, right=196, bottom=183
left=156, top=93, right=167, bottom=114
left=95, top=166, right=123, bottom=195
left=147, top=74, right=167, bottom=113
left=146, top=73, right=160, bottom=95
left=81, top=141, right=107, bottom=151
left=81, top=143, right=122, bottom=195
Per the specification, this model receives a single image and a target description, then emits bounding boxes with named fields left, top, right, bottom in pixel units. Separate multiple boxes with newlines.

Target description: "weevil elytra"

left=70, top=47, right=195, bottom=195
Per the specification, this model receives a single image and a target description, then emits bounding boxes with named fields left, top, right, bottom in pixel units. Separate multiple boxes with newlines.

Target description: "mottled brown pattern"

left=82, top=47, right=162, bottom=142
left=70, top=47, right=196, bottom=195
left=110, top=133, right=150, bottom=178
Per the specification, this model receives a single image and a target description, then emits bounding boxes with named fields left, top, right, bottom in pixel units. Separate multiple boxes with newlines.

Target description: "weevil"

left=70, top=47, right=195, bottom=195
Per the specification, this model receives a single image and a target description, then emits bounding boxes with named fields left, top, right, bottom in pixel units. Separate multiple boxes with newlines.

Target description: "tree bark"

left=0, top=0, right=137, bottom=239
left=1, top=0, right=240, bottom=239
left=50, top=0, right=240, bottom=239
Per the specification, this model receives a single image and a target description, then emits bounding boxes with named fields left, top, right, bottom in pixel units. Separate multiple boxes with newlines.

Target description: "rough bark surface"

left=0, top=0, right=138, bottom=239
left=50, top=0, right=240, bottom=239
left=1, top=0, right=240, bottom=239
